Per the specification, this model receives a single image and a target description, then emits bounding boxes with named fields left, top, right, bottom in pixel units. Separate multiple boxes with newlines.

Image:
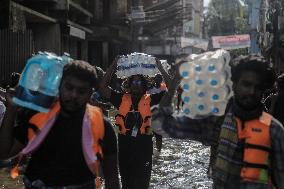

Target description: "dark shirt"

left=14, top=108, right=117, bottom=186
left=264, top=92, right=284, bottom=125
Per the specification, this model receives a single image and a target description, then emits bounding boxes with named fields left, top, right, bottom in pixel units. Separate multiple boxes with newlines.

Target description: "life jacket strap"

left=243, top=162, right=269, bottom=169
left=244, top=143, right=271, bottom=152
left=10, top=154, right=24, bottom=179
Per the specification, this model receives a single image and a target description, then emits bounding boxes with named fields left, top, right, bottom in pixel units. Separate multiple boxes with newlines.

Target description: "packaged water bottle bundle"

left=13, top=51, right=73, bottom=113
left=179, top=49, right=232, bottom=118
left=116, top=52, right=160, bottom=78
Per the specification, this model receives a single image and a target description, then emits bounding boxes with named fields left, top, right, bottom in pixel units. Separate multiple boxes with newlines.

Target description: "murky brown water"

left=0, top=138, right=211, bottom=189
left=0, top=169, right=24, bottom=189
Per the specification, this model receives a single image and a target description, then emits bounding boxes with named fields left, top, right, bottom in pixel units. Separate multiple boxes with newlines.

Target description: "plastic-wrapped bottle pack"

left=116, top=52, right=163, bottom=78
left=13, top=52, right=73, bottom=112
left=179, top=49, right=232, bottom=118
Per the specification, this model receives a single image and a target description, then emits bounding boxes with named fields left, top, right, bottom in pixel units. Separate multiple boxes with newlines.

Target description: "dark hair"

left=62, top=60, right=98, bottom=88
left=95, top=66, right=105, bottom=81
left=10, top=72, right=20, bottom=88
left=122, top=75, right=152, bottom=91
left=231, top=54, right=276, bottom=90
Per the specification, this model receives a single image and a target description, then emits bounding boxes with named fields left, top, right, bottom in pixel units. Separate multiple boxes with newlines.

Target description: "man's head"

left=231, top=55, right=276, bottom=110
left=124, top=75, right=149, bottom=96
left=154, top=74, right=163, bottom=87
left=59, top=60, right=98, bottom=114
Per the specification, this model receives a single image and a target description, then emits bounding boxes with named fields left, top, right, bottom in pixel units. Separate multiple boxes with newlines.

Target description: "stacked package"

left=116, top=52, right=166, bottom=78
left=13, top=52, right=72, bottom=112
left=179, top=49, right=232, bottom=118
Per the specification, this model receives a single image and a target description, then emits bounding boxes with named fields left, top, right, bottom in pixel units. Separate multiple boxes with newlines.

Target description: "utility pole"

left=130, top=0, right=145, bottom=52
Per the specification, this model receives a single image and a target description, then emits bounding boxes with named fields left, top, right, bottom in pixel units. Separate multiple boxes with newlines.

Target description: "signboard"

left=181, top=37, right=208, bottom=50
left=69, top=26, right=85, bottom=40
left=129, top=6, right=145, bottom=21
left=212, top=34, right=250, bottom=49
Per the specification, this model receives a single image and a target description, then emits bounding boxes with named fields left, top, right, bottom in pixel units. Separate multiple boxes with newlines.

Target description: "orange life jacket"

left=115, top=94, right=152, bottom=135
left=11, top=102, right=105, bottom=188
left=236, top=112, right=272, bottom=183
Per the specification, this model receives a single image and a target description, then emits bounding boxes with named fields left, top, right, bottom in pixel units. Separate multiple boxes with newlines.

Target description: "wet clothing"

left=14, top=107, right=117, bottom=187
left=110, top=90, right=164, bottom=189
left=151, top=102, right=284, bottom=189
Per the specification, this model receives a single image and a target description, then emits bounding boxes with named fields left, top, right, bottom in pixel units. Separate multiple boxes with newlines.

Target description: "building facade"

left=0, top=0, right=131, bottom=84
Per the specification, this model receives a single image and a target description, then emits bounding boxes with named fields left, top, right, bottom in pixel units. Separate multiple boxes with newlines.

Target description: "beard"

left=59, top=95, right=86, bottom=116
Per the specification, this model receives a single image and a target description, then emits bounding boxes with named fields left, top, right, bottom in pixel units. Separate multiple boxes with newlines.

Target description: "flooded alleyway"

left=151, top=138, right=212, bottom=189
left=1, top=138, right=212, bottom=189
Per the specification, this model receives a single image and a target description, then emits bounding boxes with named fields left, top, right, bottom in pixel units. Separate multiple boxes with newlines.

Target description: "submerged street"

left=1, top=138, right=212, bottom=189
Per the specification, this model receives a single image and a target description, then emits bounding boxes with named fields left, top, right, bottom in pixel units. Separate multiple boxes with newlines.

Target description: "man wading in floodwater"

left=98, top=57, right=170, bottom=189
left=0, top=60, right=120, bottom=189
left=151, top=55, right=284, bottom=189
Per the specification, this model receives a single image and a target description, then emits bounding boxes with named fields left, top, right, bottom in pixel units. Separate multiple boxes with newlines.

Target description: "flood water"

left=0, top=138, right=212, bottom=189
left=151, top=138, right=212, bottom=189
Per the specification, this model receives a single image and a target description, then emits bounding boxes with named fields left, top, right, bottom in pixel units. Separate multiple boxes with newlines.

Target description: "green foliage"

left=205, top=0, right=249, bottom=37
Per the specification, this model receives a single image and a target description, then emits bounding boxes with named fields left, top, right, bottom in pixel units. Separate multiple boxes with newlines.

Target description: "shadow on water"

left=0, top=139, right=212, bottom=189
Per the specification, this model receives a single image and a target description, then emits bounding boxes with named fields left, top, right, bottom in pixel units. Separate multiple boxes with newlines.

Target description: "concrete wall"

left=30, top=23, right=61, bottom=54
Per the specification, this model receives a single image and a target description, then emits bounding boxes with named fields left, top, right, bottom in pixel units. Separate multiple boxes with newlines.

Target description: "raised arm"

left=155, top=58, right=172, bottom=88
left=0, top=88, right=24, bottom=160
left=98, top=57, right=118, bottom=99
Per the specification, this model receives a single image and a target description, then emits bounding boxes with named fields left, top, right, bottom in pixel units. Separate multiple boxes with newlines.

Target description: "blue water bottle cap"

left=184, top=108, right=190, bottom=114
left=196, top=79, right=203, bottom=85
left=198, top=92, right=205, bottom=98
left=212, top=94, right=219, bottom=100
left=183, top=96, right=190, bottom=103
left=183, top=83, right=190, bottom=90
left=198, top=104, right=205, bottom=111
left=212, top=107, right=219, bottom=113
left=208, top=65, right=215, bottom=72
left=210, top=79, right=218, bottom=86
left=182, top=71, right=189, bottom=77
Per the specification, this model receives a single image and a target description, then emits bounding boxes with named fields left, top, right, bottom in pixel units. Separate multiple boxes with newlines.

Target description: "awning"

left=11, top=1, right=57, bottom=23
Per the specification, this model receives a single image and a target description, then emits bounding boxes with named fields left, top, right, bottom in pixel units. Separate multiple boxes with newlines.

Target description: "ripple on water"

left=0, top=138, right=212, bottom=189
left=151, top=138, right=212, bottom=189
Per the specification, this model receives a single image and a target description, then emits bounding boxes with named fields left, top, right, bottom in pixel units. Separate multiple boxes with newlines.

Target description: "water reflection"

left=0, top=138, right=211, bottom=189
left=151, top=138, right=212, bottom=189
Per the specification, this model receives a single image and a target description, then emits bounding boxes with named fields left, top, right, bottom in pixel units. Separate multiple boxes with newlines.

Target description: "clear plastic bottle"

left=180, top=78, right=194, bottom=92
left=194, top=75, right=206, bottom=87
left=148, top=56, right=157, bottom=77
left=207, top=73, right=227, bottom=88
left=179, top=62, right=192, bottom=79
left=211, top=102, right=227, bottom=116
left=194, top=101, right=210, bottom=116
left=181, top=91, right=192, bottom=104
left=182, top=104, right=197, bottom=118
left=116, top=57, right=123, bottom=78
left=194, top=89, right=208, bottom=102
left=209, top=86, right=230, bottom=102
left=61, top=52, right=73, bottom=65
